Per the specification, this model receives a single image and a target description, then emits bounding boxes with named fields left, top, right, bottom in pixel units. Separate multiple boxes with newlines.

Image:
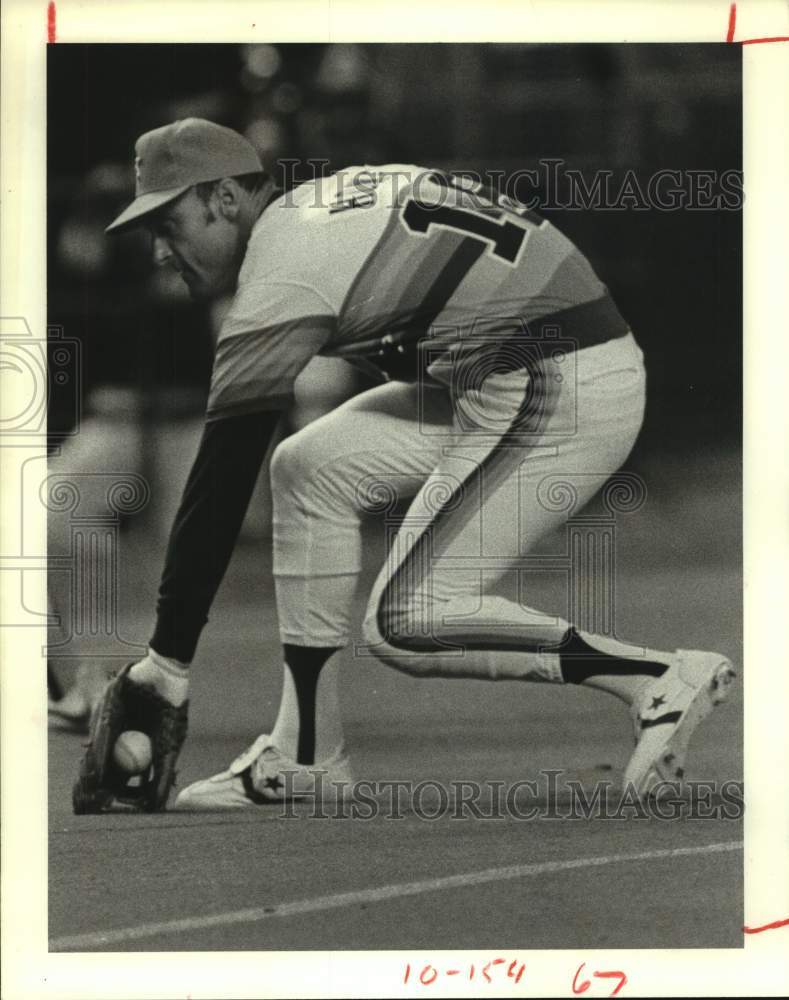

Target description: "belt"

left=348, top=294, right=631, bottom=382
left=519, top=294, right=630, bottom=352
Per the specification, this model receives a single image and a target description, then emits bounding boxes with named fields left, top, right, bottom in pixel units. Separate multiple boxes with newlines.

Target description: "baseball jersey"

left=206, top=165, right=629, bottom=421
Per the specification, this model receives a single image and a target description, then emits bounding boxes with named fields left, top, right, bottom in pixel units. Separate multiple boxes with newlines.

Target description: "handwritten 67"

left=573, top=962, right=628, bottom=997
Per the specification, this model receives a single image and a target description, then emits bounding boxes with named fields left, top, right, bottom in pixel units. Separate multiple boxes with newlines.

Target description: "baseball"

left=112, top=730, right=153, bottom=774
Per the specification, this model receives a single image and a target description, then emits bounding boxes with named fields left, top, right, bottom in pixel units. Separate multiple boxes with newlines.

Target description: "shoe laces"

left=230, top=733, right=275, bottom=774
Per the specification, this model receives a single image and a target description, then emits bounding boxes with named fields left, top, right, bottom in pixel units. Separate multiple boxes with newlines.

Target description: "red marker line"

left=594, top=970, right=628, bottom=997
left=743, top=917, right=789, bottom=935
left=727, top=1, right=789, bottom=45
left=741, top=36, right=789, bottom=45
left=47, top=1, right=57, bottom=43
left=726, top=2, right=737, bottom=43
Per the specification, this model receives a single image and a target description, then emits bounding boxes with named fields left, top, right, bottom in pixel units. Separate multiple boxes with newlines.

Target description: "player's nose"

left=151, top=236, right=173, bottom=267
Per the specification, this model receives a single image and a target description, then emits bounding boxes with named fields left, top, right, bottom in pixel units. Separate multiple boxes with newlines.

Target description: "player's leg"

left=267, top=380, right=453, bottom=767
left=364, top=477, right=735, bottom=797
left=361, top=335, right=734, bottom=793
left=174, top=379, right=452, bottom=808
left=359, top=344, right=637, bottom=682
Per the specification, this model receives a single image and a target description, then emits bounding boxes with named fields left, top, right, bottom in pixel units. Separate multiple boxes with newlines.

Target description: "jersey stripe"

left=361, top=237, right=486, bottom=380
left=207, top=316, right=334, bottom=420
left=337, top=210, right=405, bottom=326
left=391, top=237, right=485, bottom=338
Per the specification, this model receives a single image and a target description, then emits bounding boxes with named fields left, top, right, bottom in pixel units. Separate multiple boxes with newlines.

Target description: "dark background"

left=47, top=43, right=742, bottom=454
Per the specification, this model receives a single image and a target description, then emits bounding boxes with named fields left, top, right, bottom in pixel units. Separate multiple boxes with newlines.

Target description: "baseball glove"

left=72, top=663, right=188, bottom=814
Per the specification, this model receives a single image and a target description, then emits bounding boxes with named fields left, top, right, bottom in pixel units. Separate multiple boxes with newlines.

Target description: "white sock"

left=129, top=648, right=190, bottom=706
left=270, top=656, right=345, bottom=763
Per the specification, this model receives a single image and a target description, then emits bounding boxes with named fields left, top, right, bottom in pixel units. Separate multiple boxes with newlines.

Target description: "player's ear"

left=215, top=178, right=242, bottom=220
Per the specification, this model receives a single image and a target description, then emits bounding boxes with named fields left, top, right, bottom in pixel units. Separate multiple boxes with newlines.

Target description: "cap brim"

left=105, top=186, right=191, bottom=233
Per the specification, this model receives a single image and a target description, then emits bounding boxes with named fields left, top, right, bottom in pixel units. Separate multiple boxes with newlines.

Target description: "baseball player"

left=73, top=119, right=735, bottom=813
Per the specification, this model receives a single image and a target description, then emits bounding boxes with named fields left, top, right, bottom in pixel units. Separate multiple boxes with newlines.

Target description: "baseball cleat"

left=173, top=734, right=353, bottom=811
left=624, top=649, right=736, bottom=798
left=72, top=663, right=189, bottom=814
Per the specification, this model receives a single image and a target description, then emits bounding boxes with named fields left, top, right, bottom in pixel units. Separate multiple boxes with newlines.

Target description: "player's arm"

left=72, top=407, right=282, bottom=814
left=149, top=408, right=281, bottom=662
left=150, top=304, right=334, bottom=660
left=72, top=266, right=335, bottom=811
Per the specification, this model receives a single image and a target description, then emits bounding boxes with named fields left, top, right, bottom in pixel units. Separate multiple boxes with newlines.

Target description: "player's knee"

left=361, top=609, right=381, bottom=648
left=362, top=593, right=441, bottom=676
left=364, top=592, right=414, bottom=644
left=270, top=433, right=317, bottom=495
left=271, top=430, right=362, bottom=515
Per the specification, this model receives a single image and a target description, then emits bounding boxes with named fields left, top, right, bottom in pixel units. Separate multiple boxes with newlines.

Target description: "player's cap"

left=105, top=118, right=263, bottom=233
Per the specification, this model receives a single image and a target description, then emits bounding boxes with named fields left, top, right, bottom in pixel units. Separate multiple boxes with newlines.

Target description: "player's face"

left=148, top=188, right=246, bottom=300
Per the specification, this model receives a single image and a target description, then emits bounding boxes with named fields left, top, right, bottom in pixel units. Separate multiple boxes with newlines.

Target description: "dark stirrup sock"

left=282, top=644, right=341, bottom=764
left=559, top=628, right=669, bottom=685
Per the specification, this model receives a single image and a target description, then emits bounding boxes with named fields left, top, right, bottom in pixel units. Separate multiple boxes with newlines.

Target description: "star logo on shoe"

left=263, top=775, right=283, bottom=791
left=649, top=694, right=667, bottom=710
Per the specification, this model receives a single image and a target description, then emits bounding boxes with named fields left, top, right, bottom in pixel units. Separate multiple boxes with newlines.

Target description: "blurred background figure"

left=47, top=386, right=146, bottom=728
left=47, top=43, right=741, bottom=727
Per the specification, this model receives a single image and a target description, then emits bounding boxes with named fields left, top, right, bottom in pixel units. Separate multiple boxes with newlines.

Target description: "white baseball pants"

left=271, top=333, right=646, bottom=682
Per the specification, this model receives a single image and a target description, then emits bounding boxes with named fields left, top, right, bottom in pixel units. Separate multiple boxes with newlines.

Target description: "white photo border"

left=1, top=1, right=787, bottom=997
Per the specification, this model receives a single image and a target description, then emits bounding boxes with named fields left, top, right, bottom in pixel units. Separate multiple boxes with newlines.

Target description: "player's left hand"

left=72, top=662, right=188, bottom=813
